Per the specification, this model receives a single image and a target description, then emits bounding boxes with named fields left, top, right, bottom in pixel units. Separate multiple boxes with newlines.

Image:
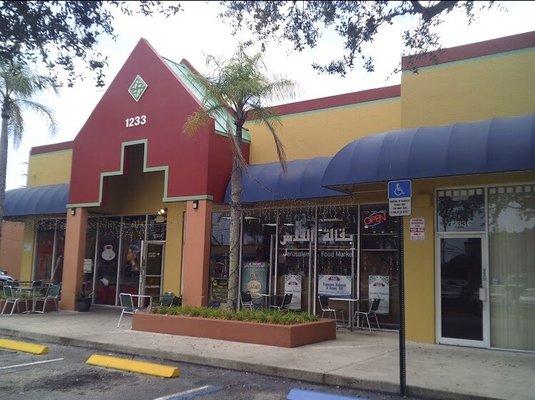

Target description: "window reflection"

left=437, top=189, right=485, bottom=232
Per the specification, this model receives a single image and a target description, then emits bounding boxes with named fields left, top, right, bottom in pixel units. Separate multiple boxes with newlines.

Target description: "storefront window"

left=209, top=212, right=230, bottom=306
left=119, top=216, right=145, bottom=297
left=147, top=214, right=166, bottom=241
left=359, top=205, right=400, bottom=328
left=34, top=219, right=66, bottom=284
left=95, top=217, right=122, bottom=305
left=241, top=210, right=276, bottom=307
left=488, top=185, right=535, bottom=351
left=34, top=220, right=55, bottom=282
left=437, top=189, right=485, bottom=232
left=83, top=218, right=98, bottom=294
left=316, top=206, right=358, bottom=315
left=278, top=209, right=315, bottom=312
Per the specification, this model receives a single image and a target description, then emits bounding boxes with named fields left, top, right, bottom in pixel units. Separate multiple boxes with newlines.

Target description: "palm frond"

left=248, top=104, right=287, bottom=171
left=184, top=103, right=225, bottom=135
left=17, top=99, right=57, bottom=136
left=8, top=102, right=24, bottom=147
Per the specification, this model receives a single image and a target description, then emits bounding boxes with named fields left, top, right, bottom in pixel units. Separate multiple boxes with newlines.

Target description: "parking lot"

left=0, top=341, right=407, bottom=400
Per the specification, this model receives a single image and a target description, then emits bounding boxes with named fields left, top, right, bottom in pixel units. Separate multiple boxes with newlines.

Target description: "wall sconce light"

left=192, top=200, right=199, bottom=210
left=70, top=208, right=76, bottom=216
left=157, top=207, right=167, bottom=216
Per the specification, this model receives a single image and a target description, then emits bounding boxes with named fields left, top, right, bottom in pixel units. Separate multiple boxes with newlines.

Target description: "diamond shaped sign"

left=128, top=75, right=147, bottom=102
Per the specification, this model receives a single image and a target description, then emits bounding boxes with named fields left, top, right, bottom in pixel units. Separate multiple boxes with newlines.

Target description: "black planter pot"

left=76, top=298, right=92, bottom=312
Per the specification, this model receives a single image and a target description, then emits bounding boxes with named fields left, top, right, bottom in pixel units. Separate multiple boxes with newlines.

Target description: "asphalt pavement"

left=0, top=341, right=409, bottom=400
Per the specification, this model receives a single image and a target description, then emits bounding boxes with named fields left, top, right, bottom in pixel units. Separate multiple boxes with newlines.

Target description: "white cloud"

left=5, top=1, right=535, bottom=189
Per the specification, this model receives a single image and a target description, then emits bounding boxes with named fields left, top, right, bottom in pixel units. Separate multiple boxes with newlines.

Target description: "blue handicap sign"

left=388, top=180, right=411, bottom=199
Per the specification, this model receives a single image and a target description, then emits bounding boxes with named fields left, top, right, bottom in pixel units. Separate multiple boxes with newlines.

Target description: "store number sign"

left=125, top=115, right=147, bottom=128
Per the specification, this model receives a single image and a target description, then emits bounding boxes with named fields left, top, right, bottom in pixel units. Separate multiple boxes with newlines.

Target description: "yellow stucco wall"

left=27, top=150, right=72, bottom=187
left=247, top=98, right=401, bottom=164
left=19, top=221, right=36, bottom=282
left=162, top=201, right=185, bottom=296
left=401, top=48, right=535, bottom=129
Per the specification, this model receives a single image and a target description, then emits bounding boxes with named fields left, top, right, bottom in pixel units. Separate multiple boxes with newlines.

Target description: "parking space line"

left=153, top=385, right=221, bottom=400
left=0, top=357, right=64, bottom=370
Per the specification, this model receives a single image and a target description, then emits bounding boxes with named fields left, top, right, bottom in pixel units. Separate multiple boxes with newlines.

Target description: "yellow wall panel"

left=162, top=202, right=186, bottom=296
left=27, top=150, right=72, bottom=187
left=248, top=98, right=401, bottom=164
left=401, top=49, right=535, bottom=129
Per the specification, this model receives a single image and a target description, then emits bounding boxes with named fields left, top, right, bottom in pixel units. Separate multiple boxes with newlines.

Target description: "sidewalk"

left=1, top=307, right=534, bottom=400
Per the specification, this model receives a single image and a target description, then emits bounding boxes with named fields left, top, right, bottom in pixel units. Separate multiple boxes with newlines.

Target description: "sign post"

left=388, top=180, right=411, bottom=397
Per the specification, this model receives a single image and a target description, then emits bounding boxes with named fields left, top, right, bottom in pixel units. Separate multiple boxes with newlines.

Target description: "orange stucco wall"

left=0, top=221, right=24, bottom=279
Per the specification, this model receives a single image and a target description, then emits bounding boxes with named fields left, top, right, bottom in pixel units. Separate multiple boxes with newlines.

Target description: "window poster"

left=369, top=275, right=389, bottom=314
left=318, top=275, right=352, bottom=298
left=284, top=274, right=302, bottom=310
left=241, top=261, right=268, bottom=302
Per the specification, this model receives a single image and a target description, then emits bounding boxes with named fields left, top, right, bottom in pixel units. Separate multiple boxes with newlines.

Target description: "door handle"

left=479, top=287, right=486, bottom=302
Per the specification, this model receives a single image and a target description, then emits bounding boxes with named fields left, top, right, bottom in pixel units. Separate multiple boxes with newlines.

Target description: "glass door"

left=438, top=235, right=489, bottom=347
left=139, top=240, right=165, bottom=306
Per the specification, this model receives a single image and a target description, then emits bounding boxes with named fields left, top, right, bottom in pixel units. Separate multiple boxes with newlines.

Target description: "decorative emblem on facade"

left=128, top=75, right=148, bottom=102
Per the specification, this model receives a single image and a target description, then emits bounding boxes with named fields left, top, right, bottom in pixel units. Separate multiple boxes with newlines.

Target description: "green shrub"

left=152, top=305, right=320, bottom=325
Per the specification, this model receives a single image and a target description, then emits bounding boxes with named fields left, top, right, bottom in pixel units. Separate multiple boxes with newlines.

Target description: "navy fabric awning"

left=224, top=157, right=342, bottom=203
left=4, top=184, right=69, bottom=217
left=323, top=113, right=535, bottom=189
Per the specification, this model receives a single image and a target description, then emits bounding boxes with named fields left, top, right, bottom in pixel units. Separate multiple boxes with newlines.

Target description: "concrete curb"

left=0, top=327, right=499, bottom=400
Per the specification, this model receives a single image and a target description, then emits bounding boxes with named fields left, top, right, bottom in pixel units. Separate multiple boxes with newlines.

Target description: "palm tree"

left=0, top=62, right=57, bottom=239
left=185, top=47, right=294, bottom=310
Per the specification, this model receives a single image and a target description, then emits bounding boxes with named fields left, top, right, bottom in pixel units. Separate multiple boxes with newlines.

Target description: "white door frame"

left=435, top=232, right=490, bottom=348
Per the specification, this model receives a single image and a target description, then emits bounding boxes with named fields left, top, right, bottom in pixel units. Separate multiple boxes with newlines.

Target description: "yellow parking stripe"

left=0, top=338, right=49, bottom=355
left=86, top=354, right=180, bottom=378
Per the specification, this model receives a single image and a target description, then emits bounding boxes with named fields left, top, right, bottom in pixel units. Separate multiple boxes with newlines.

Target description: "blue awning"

left=323, top=113, right=535, bottom=190
left=4, top=184, right=69, bottom=217
left=224, top=157, right=342, bottom=203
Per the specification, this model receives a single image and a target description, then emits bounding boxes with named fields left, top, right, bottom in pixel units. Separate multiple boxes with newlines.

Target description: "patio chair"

left=117, top=292, right=149, bottom=328
left=240, top=291, right=254, bottom=310
left=35, top=284, right=60, bottom=314
left=1, top=285, right=21, bottom=315
left=355, top=298, right=381, bottom=332
left=318, top=295, right=345, bottom=324
left=270, top=293, right=292, bottom=311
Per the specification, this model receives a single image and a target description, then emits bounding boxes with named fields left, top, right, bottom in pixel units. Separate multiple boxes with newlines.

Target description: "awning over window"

left=4, top=184, right=69, bottom=217
left=224, top=157, right=342, bottom=204
left=322, top=113, right=535, bottom=190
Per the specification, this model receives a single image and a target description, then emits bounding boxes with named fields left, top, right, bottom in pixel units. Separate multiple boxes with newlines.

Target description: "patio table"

left=328, top=297, right=361, bottom=331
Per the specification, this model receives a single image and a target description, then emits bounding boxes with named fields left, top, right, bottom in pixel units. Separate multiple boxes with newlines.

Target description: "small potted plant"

left=76, top=290, right=93, bottom=312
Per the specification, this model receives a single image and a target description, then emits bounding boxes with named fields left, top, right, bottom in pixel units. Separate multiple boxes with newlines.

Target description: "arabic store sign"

left=280, top=228, right=353, bottom=245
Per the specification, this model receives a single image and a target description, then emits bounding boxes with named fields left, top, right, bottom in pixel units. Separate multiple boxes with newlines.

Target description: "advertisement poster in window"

left=318, top=275, right=351, bottom=298
left=284, top=274, right=302, bottom=310
left=369, top=275, right=389, bottom=314
left=210, top=277, right=228, bottom=303
left=241, top=262, right=268, bottom=302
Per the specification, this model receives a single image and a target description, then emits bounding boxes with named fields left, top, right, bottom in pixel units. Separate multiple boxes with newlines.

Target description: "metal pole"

left=398, top=217, right=407, bottom=397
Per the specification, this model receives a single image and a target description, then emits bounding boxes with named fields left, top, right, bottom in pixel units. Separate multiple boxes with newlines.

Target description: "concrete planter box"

left=132, top=313, right=336, bottom=348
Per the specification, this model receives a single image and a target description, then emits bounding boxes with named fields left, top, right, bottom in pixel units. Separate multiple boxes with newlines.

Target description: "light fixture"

left=70, top=208, right=76, bottom=216
left=192, top=200, right=199, bottom=210
left=157, top=207, right=167, bottom=216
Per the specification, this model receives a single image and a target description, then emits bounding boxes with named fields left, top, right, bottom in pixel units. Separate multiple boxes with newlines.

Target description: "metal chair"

left=1, top=285, right=21, bottom=315
left=270, top=293, right=292, bottom=311
left=35, top=284, right=60, bottom=314
left=355, top=298, right=381, bottom=332
left=240, top=291, right=254, bottom=310
left=117, top=293, right=149, bottom=328
left=318, top=295, right=345, bottom=324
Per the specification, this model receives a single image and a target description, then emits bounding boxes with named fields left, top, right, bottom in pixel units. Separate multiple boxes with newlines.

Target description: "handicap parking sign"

left=388, top=180, right=411, bottom=216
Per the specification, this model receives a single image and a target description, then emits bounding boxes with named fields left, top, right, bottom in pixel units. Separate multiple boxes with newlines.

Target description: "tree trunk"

left=227, top=121, right=244, bottom=310
left=227, top=154, right=242, bottom=310
left=0, top=104, right=9, bottom=243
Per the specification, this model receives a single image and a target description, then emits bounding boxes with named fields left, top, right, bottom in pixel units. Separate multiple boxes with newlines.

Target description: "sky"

left=5, top=1, right=535, bottom=190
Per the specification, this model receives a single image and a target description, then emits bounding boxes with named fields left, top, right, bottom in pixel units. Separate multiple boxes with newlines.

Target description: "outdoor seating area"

left=0, top=280, right=60, bottom=315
